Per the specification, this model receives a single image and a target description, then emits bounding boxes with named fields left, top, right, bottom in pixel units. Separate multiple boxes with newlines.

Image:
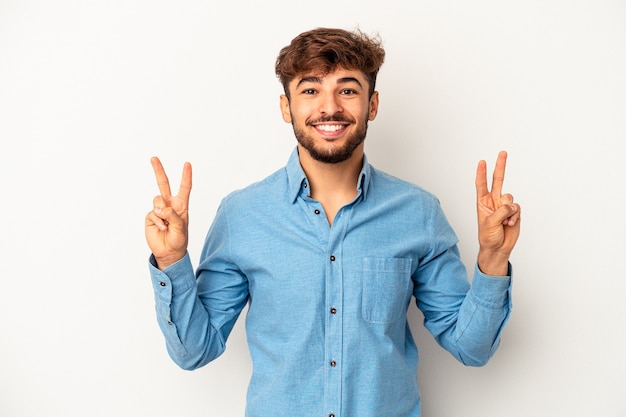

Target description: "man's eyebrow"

left=296, top=76, right=323, bottom=89
left=295, top=76, right=364, bottom=89
left=337, top=77, right=363, bottom=88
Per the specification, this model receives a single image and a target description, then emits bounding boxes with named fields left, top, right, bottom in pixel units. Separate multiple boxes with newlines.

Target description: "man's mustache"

left=307, top=115, right=354, bottom=124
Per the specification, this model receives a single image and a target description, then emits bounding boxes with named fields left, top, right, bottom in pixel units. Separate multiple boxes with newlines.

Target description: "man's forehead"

left=292, top=69, right=367, bottom=85
left=298, top=67, right=365, bottom=78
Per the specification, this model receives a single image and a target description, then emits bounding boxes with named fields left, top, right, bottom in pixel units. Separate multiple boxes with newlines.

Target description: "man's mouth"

left=310, top=117, right=352, bottom=137
left=314, top=123, right=347, bottom=133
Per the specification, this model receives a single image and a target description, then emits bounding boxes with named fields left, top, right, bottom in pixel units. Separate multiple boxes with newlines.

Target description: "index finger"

left=150, top=156, right=172, bottom=199
left=491, top=150, right=508, bottom=197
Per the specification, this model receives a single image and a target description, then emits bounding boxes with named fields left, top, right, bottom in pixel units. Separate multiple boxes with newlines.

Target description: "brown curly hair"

left=275, top=27, right=385, bottom=99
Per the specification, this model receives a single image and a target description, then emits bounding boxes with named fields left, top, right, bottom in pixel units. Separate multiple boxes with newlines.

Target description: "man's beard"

left=292, top=115, right=368, bottom=164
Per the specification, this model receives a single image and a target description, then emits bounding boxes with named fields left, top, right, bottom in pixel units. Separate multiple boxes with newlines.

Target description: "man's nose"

left=318, top=93, right=343, bottom=115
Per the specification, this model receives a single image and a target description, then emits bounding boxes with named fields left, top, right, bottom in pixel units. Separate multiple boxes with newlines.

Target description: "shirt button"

left=159, top=281, right=166, bottom=287
left=330, top=360, right=336, bottom=367
left=330, top=307, right=337, bottom=314
left=314, top=209, right=320, bottom=215
left=330, top=255, right=336, bottom=262
left=329, top=414, right=335, bottom=417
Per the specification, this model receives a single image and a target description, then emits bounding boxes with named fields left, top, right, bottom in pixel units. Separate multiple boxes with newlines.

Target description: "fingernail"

left=154, top=208, right=162, bottom=214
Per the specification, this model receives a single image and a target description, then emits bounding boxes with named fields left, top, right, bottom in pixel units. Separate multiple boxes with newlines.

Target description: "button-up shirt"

left=149, top=148, right=512, bottom=417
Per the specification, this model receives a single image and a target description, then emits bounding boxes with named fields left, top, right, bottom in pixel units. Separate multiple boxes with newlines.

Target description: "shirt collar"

left=286, top=147, right=372, bottom=203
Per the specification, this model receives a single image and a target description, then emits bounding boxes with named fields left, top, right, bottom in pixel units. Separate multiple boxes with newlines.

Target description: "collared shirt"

left=149, top=148, right=512, bottom=417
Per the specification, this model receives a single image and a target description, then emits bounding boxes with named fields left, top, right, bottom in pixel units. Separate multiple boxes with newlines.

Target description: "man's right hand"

left=145, top=156, right=192, bottom=270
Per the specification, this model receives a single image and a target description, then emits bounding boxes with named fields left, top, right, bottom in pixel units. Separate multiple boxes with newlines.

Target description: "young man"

left=145, top=27, right=521, bottom=417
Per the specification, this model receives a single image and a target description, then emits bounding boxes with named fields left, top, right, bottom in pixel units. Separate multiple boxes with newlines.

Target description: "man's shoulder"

left=222, top=166, right=288, bottom=205
left=369, top=165, right=439, bottom=203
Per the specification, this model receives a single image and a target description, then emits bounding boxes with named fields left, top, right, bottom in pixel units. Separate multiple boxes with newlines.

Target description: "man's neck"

left=298, top=145, right=363, bottom=225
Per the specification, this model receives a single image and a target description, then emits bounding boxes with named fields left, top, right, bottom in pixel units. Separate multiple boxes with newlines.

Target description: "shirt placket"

left=300, top=179, right=355, bottom=417
left=324, top=206, right=350, bottom=417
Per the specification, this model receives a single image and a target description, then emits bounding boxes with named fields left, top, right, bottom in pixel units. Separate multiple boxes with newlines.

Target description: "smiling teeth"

left=317, top=124, right=344, bottom=132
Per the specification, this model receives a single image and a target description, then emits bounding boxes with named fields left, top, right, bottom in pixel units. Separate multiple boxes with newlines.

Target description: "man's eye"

left=303, top=89, right=316, bottom=94
left=341, top=89, right=357, bottom=95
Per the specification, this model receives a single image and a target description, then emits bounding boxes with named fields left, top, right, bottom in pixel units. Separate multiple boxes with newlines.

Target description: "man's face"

left=280, top=68, right=379, bottom=164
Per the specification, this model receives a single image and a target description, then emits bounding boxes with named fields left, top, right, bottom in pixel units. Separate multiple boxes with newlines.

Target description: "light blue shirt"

left=149, top=148, right=512, bottom=417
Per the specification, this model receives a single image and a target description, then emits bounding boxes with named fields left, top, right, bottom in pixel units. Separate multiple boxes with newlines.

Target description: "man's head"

left=275, top=27, right=385, bottom=100
left=276, top=28, right=386, bottom=164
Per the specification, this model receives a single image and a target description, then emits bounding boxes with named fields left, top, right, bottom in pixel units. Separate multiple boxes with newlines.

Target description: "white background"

left=1, top=1, right=625, bottom=416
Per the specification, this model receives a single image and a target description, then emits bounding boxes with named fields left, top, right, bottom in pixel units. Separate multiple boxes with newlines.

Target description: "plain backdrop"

left=1, top=1, right=625, bottom=416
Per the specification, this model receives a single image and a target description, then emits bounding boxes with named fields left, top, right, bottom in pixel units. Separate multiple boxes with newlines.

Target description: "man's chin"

left=295, top=126, right=366, bottom=164
left=300, top=144, right=352, bottom=164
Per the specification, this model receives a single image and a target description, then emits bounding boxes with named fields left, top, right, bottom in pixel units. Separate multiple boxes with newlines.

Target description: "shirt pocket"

left=362, top=257, right=413, bottom=324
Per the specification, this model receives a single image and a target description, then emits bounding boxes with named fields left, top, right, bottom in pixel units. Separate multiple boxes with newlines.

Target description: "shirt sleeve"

left=414, top=201, right=512, bottom=367
left=148, top=201, right=249, bottom=370
left=453, top=263, right=512, bottom=365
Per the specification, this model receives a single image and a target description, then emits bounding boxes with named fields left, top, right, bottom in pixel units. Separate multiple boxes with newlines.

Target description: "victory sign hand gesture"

left=145, top=157, right=192, bottom=270
left=475, top=151, right=521, bottom=276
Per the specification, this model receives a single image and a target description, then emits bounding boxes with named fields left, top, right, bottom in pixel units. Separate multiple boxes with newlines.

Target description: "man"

left=145, top=27, right=520, bottom=417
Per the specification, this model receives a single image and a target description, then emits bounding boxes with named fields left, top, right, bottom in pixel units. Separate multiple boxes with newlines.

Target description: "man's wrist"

left=154, top=252, right=186, bottom=270
left=477, top=250, right=510, bottom=276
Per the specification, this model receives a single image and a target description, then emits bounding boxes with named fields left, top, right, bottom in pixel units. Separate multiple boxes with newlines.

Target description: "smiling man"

left=279, top=67, right=379, bottom=225
left=283, top=71, right=374, bottom=163
left=145, top=27, right=521, bottom=417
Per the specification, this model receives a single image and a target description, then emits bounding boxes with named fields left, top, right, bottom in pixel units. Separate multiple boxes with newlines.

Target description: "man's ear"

left=368, top=91, right=379, bottom=121
left=280, top=95, right=292, bottom=123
